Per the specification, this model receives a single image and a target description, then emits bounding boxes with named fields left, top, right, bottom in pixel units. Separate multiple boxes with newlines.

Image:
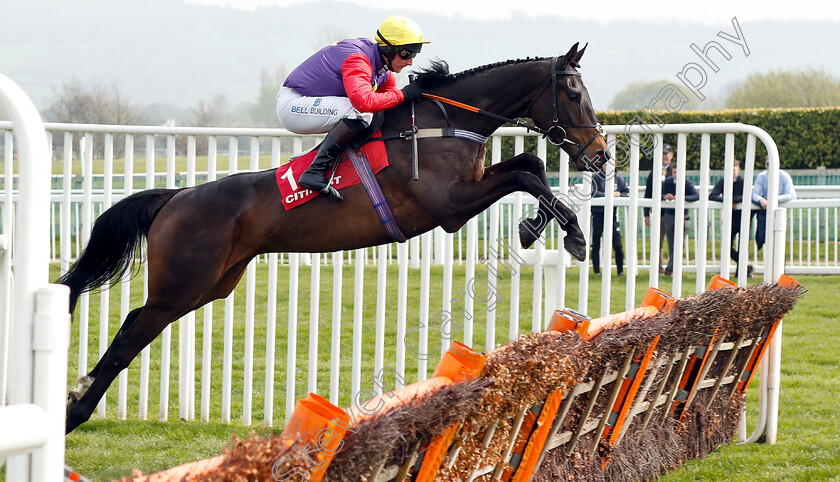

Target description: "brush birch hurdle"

left=135, top=277, right=802, bottom=482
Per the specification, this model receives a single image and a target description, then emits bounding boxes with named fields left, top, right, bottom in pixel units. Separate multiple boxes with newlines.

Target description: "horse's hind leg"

left=65, top=301, right=188, bottom=433
left=66, top=264, right=229, bottom=432
left=67, top=307, right=143, bottom=410
left=65, top=257, right=251, bottom=433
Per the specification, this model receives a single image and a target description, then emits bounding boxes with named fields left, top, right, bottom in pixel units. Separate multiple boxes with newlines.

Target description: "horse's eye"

left=569, top=92, right=581, bottom=102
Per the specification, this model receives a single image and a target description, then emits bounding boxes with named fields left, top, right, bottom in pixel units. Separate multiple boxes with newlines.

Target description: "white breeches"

left=275, top=86, right=373, bottom=134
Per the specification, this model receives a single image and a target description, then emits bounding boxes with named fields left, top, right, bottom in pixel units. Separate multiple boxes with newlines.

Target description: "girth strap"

left=374, top=128, right=489, bottom=145
left=410, top=128, right=489, bottom=144
left=343, top=146, right=407, bottom=243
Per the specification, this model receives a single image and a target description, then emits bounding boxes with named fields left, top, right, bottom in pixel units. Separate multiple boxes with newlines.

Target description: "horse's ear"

left=574, top=42, right=588, bottom=65
left=562, top=42, right=580, bottom=68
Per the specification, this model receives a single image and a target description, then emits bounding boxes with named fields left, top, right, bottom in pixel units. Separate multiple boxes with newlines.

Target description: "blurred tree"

left=47, top=78, right=142, bottom=158
left=190, top=94, right=229, bottom=127
left=180, top=95, right=230, bottom=155
left=249, top=65, right=287, bottom=127
left=725, top=68, right=840, bottom=108
left=48, top=77, right=141, bottom=125
left=610, top=79, right=701, bottom=111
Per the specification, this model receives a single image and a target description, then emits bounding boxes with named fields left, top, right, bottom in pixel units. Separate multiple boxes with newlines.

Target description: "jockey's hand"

left=401, top=83, right=423, bottom=103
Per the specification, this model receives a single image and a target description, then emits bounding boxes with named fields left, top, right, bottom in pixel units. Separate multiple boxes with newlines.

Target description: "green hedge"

left=488, top=108, right=840, bottom=171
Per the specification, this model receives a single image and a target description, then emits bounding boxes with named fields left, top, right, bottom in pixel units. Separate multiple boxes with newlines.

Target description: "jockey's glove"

left=401, top=83, right=423, bottom=103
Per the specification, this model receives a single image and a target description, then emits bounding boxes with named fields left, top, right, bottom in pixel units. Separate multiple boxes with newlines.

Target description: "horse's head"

left=528, top=43, right=609, bottom=172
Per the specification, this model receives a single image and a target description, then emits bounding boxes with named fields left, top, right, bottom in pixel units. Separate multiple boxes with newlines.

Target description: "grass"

left=1, top=267, right=838, bottom=481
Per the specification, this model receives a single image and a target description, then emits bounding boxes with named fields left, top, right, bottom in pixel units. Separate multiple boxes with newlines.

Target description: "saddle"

left=276, top=132, right=389, bottom=210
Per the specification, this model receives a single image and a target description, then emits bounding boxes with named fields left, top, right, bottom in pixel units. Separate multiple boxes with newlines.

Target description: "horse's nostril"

left=593, top=151, right=610, bottom=169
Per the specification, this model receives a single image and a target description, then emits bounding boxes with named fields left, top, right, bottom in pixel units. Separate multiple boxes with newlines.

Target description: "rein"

left=421, top=93, right=538, bottom=131
left=420, top=56, right=605, bottom=164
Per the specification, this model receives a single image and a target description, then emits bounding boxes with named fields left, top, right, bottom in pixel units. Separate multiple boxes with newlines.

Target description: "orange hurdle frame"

left=505, top=287, right=674, bottom=482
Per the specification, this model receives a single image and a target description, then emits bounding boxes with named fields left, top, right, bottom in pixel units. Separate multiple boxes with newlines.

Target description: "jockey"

left=276, top=15, right=429, bottom=201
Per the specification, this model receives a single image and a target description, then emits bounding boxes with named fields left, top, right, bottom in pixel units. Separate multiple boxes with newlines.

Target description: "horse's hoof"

left=67, top=390, right=81, bottom=413
left=518, top=220, right=540, bottom=249
left=564, top=236, right=587, bottom=262
left=66, top=375, right=94, bottom=413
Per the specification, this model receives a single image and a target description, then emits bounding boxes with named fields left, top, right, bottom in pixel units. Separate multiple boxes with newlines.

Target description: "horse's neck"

left=443, top=62, right=548, bottom=135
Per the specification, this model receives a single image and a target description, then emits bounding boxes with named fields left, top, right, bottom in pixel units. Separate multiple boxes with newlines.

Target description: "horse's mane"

left=415, top=57, right=557, bottom=90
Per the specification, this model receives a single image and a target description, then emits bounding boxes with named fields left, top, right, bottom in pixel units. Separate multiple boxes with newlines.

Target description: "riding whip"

left=409, top=75, right=419, bottom=181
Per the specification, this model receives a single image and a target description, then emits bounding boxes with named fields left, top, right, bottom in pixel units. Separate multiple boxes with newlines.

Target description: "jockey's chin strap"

left=422, top=56, right=605, bottom=164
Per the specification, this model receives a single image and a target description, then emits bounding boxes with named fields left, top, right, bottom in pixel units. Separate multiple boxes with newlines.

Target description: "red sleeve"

left=380, top=71, right=398, bottom=92
left=341, top=53, right=404, bottom=113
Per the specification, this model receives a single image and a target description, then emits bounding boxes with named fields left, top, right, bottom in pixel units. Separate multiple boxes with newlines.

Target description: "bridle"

left=422, top=56, right=605, bottom=165
left=522, top=56, right=605, bottom=161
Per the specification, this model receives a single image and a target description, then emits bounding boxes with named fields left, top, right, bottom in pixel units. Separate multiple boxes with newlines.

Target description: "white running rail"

left=0, top=73, right=70, bottom=482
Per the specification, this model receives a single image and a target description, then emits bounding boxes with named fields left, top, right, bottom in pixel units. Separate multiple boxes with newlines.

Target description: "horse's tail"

left=57, top=188, right=180, bottom=313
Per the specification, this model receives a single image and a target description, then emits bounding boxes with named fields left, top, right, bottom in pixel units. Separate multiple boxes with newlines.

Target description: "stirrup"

left=321, top=185, right=343, bottom=202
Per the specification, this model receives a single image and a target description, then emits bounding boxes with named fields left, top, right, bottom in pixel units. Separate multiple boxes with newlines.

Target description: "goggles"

left=397, top=48, right=418, bottom=60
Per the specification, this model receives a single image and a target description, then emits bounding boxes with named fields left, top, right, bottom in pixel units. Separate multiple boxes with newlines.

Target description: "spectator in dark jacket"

left=709, top=159, right=752, bottom=278
left=643, top=143, right=674, bottom=272
left=591, top=164, right=630, bottom=275
left=661, top=160, right=699, bottom=276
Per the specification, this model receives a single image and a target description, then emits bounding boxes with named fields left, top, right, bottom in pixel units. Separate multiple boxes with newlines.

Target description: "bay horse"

left=59, top=43, right=610, bottom=433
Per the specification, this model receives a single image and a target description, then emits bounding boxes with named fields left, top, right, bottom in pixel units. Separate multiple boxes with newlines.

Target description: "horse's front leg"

left=518, top=191, right=586, bottom=261
left=483, top=153, right=586, bottom=260
left=448, top=152, right=587, bottom=261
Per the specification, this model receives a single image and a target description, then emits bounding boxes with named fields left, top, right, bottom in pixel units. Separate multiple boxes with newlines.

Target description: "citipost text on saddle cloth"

left=275, top=133, right=389, bottom=210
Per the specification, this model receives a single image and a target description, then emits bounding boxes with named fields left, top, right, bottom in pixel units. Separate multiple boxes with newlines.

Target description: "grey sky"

left=3, top=0, right=839, bottom=119
left=188, top=0, right=840, bottom=23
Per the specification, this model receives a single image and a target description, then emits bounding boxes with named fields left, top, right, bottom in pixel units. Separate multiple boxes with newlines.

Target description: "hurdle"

left=150, top=277, right=800, bottom=481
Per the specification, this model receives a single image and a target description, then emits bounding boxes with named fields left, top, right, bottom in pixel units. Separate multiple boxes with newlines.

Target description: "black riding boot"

left=298, top=118, right=366, bottom=202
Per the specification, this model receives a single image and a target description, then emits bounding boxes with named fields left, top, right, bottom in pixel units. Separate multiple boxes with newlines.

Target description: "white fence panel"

left=1, top=120, right=830, bottom=450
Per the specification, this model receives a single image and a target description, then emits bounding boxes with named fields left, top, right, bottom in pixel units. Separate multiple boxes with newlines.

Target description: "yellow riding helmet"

left=376, top=15, right=430, bottom=48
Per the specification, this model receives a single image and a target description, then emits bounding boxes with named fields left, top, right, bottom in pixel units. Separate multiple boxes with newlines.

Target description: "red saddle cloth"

left=276, top=131, right=389, bottom=211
